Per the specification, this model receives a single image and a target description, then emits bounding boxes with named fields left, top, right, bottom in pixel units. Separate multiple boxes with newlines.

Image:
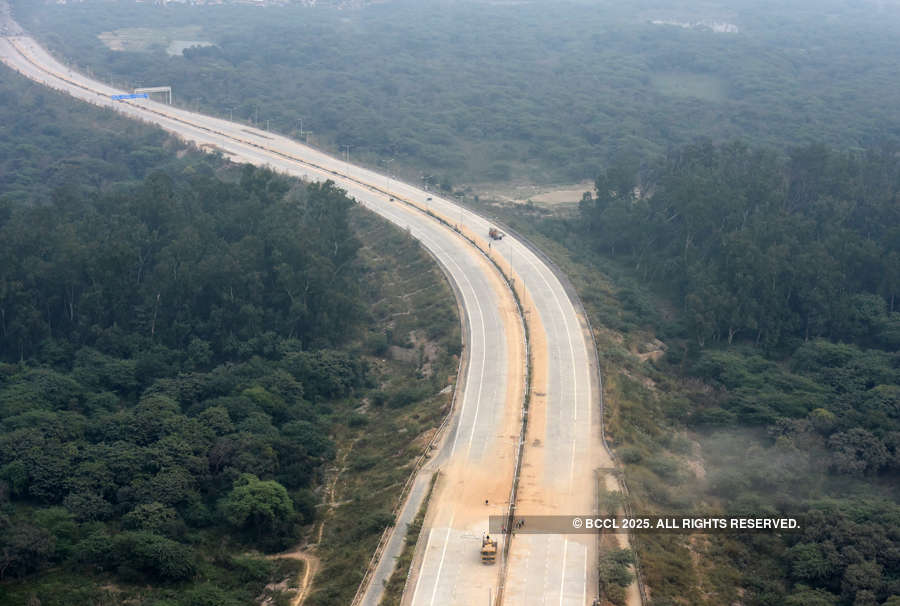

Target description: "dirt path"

left=316, top=437, right=360, bottom=544
left=268, top=550, right=321, bottom=606
left=266, top=438, right=359, bottom=606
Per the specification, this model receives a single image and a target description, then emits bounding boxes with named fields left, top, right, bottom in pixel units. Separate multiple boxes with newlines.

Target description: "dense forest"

left=0, top=66, right=460, bottom=606
left=11, top=0, right=900, bottom=184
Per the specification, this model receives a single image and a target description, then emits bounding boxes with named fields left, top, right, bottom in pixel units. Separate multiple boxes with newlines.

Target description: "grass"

left=302, top=207, right=460, bottom=606
left=650, top=72, right=728, bottom=103
left=97, top=26, right=207, bottom=53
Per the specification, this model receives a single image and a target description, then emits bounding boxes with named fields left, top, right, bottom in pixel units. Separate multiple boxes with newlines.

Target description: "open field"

left=97, top=25, right=209, bottom=54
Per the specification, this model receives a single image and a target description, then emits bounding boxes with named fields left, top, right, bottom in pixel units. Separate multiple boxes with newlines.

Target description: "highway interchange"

left=0, top=22, right=636, bottom=606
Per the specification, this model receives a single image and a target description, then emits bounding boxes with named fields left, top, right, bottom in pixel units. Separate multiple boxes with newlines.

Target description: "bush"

left=388, top=383, right=430, bottom=408
left=366, top=333, right=389, bottom=357
left=648, top=455, right=681, bottom=480
left=290, top=488, right=318, bottom=525
left=619, top=446, right=643, bottom=464
left=180, top=583, right=244, bottom=606
left=111, top=531, right=196, bottom=582
left=599, top=548, right=635, bottom=598
left=351, top=511, right=395, bottom=540
left=347, top=413, right=369, bottom=428
left=228, top=555, right=274, bottom=584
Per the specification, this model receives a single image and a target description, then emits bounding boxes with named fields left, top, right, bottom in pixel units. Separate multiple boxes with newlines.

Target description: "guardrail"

left=347, top=169, right=530, bottom=606
left=390, top=204, right=533, bottom=606
left=472, top=218, right=650, bottom=606
left=349, top=248, right=470, bottom=606
left=395, top=471, right=441, bottom=603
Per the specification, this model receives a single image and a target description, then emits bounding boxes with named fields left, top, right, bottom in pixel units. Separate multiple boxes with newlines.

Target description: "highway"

left=0, top=22, right=636, bottom=606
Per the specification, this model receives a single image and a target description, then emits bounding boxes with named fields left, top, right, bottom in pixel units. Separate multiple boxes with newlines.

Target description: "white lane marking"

left=361, top=203, right=501, bottom=606
left=455, top=279, right=488, bottom=459
left=543, top=539, right=552, bottom=606
left=371, top=202, right=490, bottom=461
left=514, top=243, right=583, bottom=488
left=410, top=209, right=591, bottom=605
left=428, top=511, right=457, bottom=606
left=558, top=538, right=569, bottom=606
left=423, top=199, right=590, bottom=480
left=491, top=239, right=595, bottom=605
left=409, top=528, right=435, bottom=606
left=582, top=546, right=587, bottom=606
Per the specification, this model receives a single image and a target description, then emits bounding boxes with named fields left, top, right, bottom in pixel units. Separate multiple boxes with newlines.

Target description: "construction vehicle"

left=481, top=534, right=497, bottom=564
left=488, top=227, right=504, bottom=241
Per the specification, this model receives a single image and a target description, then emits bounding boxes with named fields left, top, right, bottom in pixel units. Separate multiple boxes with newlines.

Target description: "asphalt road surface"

left=0, top=26, right=625, bottom=606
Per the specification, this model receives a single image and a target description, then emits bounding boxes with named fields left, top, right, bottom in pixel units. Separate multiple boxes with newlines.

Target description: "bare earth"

left=267, top=550, right=321, bottom=606
left=476, top=181, right=595, bottom=208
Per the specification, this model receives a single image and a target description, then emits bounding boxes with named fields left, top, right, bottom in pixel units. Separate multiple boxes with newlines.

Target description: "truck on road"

left=481, top=535, right=497, bottom=564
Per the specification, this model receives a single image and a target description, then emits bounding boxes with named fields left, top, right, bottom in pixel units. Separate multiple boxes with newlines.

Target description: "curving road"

left=0, top=19, right=635, bottom=606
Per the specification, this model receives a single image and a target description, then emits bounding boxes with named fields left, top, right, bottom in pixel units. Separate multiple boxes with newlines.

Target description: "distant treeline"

left=12, top=0, right=900, bottom=183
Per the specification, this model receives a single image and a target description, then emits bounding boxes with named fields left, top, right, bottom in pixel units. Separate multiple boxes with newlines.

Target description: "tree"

left=841, top=561, right=883, bottom=603
left=829, top=430, right=889, bottom=475
left=122, top=502, right=180, bottom=536
left=789, top=543, right=838, bottom=581
left=148, top=466, right=196, bottom=506
left=0, top=522, right=55, bottom=579
left=784, top=585, right=839, bottom=606
left=197, top=406, right=234, bottom=436
left=219, top=474, right=294, bottom=538
left=111, top=531, right=196, bottom=582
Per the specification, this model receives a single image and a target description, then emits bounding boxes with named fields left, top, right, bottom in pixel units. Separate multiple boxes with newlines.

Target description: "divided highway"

left=0, top=22, right=636, bottom=606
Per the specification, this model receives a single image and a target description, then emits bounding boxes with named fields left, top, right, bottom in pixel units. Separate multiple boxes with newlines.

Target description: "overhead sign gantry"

left=134, top=86, right=172, bottom=104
